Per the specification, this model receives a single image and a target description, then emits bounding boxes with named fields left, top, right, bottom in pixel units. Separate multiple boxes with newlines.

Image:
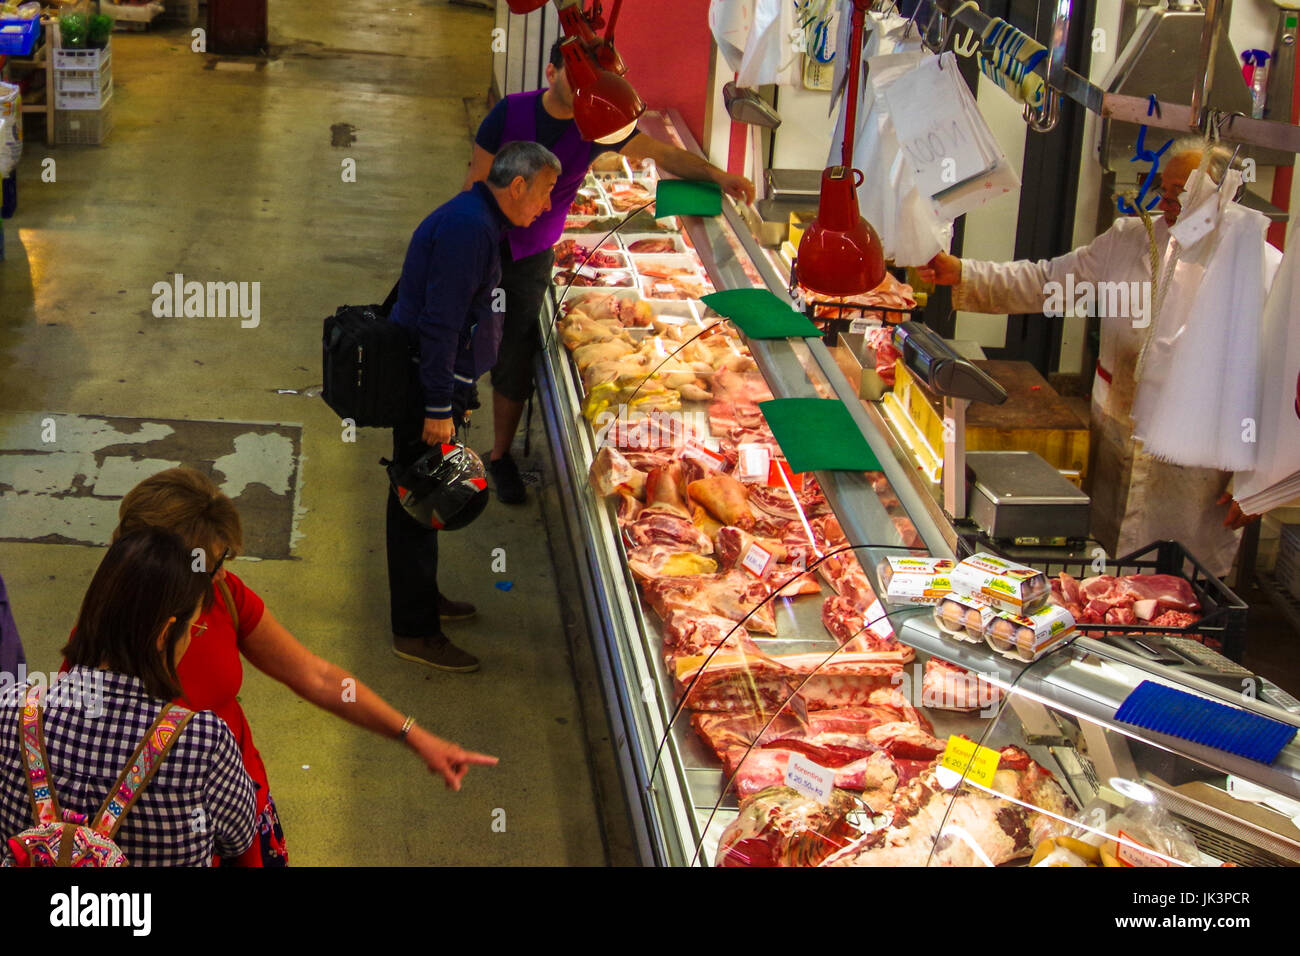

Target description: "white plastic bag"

left=0, top=82, right=21, bottom=176
left=880, top=52, right=1020, bottom=221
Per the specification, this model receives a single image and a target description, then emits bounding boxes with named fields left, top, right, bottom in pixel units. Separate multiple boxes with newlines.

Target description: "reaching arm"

left=240, top=610, right=498, bottom=790
left=620, top=133, right=756, bottom=205
left=463, top=144, right=495, bottom=192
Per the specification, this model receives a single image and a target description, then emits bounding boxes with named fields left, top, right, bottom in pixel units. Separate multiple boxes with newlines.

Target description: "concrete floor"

left=0, top=1, right=612, bottom=865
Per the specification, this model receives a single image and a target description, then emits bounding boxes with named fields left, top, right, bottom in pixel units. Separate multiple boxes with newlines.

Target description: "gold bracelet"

left=400, top=715, right=415, bottom=738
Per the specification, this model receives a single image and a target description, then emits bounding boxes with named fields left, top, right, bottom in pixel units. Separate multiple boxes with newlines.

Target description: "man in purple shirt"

left=465, top=40, right=756, bottom=504
left=389, top=141, right=559, bottom=672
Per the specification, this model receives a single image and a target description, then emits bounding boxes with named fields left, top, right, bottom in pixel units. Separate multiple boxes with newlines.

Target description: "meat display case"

left=534, top=110, right=1300, bottom=867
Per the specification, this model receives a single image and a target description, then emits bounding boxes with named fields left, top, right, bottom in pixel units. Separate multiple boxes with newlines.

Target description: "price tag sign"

left=1116, top=830, right=1172, bottom=868
left=681, top=439, right=726, bottom=473
left=849, top=317, right=880, bottom=335
left=741, top=542, right=773, bottom=578
left=937, top=736, right=1000, bottom=789
left=766, top=458, right=805, bottom=491
left=784, top=754, right=836, bottom=805
left=576, top=265, right=599, bottom=279
left=654, top=282, right=677, bottom=296
left=737, top=443, right=770, bottom=482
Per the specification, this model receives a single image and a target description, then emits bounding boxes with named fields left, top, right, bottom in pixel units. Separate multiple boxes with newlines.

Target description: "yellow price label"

left=939, top=737, right=1000, bottom=788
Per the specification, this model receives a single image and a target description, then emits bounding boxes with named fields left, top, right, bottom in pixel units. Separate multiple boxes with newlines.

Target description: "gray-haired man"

left=387, top=141, right=559, bottom=672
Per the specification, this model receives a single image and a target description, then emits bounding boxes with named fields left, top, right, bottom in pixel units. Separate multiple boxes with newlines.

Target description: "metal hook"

left=1023, top=90, right=1060, bottom=133
left=901, top=0, right=925, bottom=39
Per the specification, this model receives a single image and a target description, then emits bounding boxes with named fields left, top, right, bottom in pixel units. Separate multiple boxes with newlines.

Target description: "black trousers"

left=386, top=394, right=441, bottom=638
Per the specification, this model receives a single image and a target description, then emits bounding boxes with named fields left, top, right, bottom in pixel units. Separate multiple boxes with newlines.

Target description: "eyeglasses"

left=210, top=549, right=233, bottom=578
left=191, top=622, right=208, bottom=639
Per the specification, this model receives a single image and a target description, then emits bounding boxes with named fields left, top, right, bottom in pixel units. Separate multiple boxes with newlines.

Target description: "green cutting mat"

left=701, top=289, right=821, bottom=339
left=759, top=398, right=882, bottom=473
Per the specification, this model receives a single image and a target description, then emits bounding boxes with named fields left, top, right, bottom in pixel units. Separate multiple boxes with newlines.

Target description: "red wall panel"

left=610, top=0, right=714, bottom=146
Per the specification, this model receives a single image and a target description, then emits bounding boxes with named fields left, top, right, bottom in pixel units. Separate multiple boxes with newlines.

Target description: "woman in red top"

left=113, top=468, right=497, bottom=866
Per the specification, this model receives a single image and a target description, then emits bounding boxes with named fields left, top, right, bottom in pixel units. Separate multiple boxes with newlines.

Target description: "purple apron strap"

left=501, top=90, right=593, bottom=262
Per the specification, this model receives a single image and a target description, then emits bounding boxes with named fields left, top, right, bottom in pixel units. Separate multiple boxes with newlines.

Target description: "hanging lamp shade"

left=506, top=0, right=550, bottom=13
left=796, top=166, right=886, bottom=297
left=560, top=38, right=645, bottom=144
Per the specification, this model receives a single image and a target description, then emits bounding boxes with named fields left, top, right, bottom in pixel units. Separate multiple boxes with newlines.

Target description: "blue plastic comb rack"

left=1115, top=681, right=1297, bottom=764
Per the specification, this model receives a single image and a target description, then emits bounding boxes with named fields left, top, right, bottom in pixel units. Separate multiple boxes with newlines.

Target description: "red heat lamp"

left=797, top=167, right=886, bottom=296
left=506, top=0, right=550, bottom=13
left=558, top=0, right=627, bottom=75
left=794, top=0, right=886, bottom=297
left=559, top=37, right=644, bottom=144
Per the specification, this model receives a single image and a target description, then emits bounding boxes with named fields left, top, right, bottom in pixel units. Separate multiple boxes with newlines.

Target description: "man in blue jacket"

left=388, top=141, right=559, bottom=672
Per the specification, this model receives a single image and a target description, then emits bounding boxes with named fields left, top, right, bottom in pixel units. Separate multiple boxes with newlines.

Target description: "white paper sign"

left=741, top=542, right=773, bottom=577
left=784, top=754, right=835, bottom=805
left=737, top=443, right=771, bottom=482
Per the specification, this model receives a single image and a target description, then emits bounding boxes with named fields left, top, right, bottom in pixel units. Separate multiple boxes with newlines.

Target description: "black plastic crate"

left=958, top=539, right=1249, bottom=662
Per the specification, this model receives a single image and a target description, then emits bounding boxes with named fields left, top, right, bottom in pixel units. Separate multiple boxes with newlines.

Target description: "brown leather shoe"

left=438, top=595, right=477, bottom=621
left=392, top=634, right=480, bottom=673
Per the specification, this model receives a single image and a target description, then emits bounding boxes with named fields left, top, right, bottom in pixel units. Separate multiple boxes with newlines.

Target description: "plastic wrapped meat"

left=716, top=786, right=866, bottom=867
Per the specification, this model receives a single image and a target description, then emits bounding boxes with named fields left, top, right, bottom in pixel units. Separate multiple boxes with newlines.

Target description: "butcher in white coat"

left=920, top=141, right=1275, bottom=578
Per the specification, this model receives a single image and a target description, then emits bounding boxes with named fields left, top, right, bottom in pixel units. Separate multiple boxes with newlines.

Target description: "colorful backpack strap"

left=217, top=578, right=239, bottom=634
left=16, top=684, right=61, bottom=827
left=91, top=703, right=195, bottom=840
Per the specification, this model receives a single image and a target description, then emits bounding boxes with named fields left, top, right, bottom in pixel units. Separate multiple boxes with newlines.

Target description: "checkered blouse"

left=0, top=667, right=257, bottom=866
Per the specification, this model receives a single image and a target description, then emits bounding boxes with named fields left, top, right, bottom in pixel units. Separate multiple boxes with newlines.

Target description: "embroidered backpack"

left=4, top=685, right=194, bottom=867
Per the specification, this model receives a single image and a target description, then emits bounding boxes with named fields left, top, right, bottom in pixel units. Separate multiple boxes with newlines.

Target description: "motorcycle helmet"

left=386, top=442, right=489, bottom=531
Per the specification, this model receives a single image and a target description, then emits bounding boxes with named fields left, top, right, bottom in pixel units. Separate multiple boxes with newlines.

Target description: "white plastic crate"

left=54, top=58, right=111, bottom=93
left=55, top=76, right=112, bottom=111
left=54, top=97, right=113, bottom=144
left=53, top=45, right=111, bottom=72
left=101, top=1, right=164, bottom=29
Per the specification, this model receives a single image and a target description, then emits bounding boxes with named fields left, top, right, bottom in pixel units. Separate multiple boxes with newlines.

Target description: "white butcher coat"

left=953, top=215, right=1265, bottom=577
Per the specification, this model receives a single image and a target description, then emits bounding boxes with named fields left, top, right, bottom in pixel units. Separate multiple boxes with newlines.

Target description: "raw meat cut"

left=625, top=545, right=718, bottom=581
left=922, top=658, right=1002, bottom=712
left=732, top=748, right=898, bottom=802
left=589, top=446, right=647, bottom=499
left=687, top=475, right=754, bottom=529
left=1047, top=570, right=1204, bottom=631
left=642, top=570, right=777, bottom=635
left=715, top=526, right=789, bottom=569
left=624, top=512, right=714, bottom=554
left=716, top=786, right=867, bottom=867
left=673, top=650, right=912, bottom=713
left=627, top=237, right=677, bottom=254
left=820, top=746, right=1077, bottom=867
left=822, top=595, right=866, bottom=645
left=643, top=462, right=691, bottom=518
left=662, top=610, right=754, bottom=659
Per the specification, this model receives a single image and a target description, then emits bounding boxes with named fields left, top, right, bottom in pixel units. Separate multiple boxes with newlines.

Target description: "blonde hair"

left=115, top=467, right=244, bottom=568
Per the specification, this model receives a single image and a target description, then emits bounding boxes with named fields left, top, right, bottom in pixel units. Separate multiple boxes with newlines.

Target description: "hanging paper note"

left=654, top=179, right=723, bottom=219
left=701, top=289, right=821, bottom=339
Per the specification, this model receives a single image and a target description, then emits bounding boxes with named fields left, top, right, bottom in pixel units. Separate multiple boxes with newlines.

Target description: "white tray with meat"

left=604, top=179, right=656, bottom=213
left=554, top=236, right=626, bottom=270
left=621, top=234, right=690, bottom=256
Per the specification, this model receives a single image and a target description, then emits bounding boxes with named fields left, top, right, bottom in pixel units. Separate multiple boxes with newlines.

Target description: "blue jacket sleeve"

left=418, top=215, right=494, bottom=418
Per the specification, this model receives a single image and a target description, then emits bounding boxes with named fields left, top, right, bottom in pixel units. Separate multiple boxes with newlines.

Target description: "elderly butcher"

left=920, top=139, right=1278, bottom=578
left=387, top=141, right=559, bottom=672
left=463, top=40, right=757, bottom=506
